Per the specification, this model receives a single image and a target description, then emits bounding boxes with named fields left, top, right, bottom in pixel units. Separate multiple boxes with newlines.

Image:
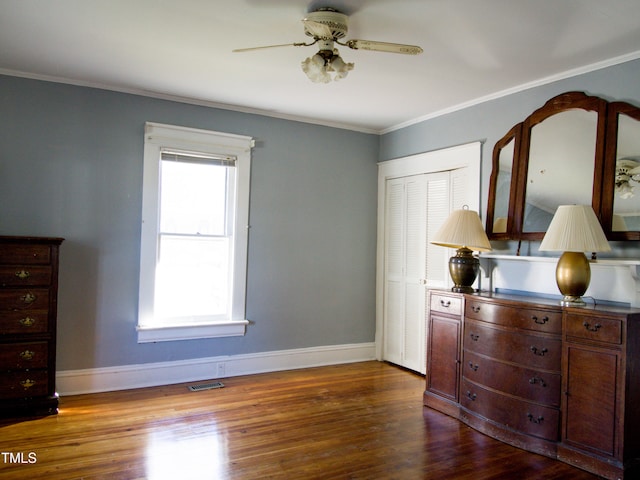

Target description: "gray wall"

left=0, top=75, right=379, bottom=370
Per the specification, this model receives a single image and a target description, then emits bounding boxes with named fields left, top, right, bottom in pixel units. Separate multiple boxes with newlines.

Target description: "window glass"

left=159, top=159, right=229, bottom=236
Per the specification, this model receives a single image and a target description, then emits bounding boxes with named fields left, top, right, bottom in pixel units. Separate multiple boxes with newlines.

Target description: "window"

left=137, top=123, right=253, bottom=342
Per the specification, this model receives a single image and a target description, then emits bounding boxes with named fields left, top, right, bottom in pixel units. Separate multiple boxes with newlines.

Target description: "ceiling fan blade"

left=345, top=39, right=423, bottom=55
left=302, top=19, right=334, bottom=39
left=232, top=42, right=311, bottom=53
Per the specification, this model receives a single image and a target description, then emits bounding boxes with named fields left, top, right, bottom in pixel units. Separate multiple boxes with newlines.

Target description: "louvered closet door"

left=383, top=177, right=421, bottom=367
left=383, top=168, right=467, bottom=374
left=399, top=176, right=428, bottom=372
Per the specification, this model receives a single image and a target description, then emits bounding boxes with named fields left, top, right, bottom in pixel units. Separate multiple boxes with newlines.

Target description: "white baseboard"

left=56, top=342, right=376, bottom=395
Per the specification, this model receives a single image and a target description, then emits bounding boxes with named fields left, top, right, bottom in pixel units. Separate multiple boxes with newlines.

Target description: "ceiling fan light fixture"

left=301, top=48, right=353, bottom=83
left=301, top=53, right=331, bottom=83
left=328, top=53, right=353, bottom=80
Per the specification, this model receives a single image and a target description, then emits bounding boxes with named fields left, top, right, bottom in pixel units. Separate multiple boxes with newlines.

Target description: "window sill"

left=136, top=320, right=249, bottom=343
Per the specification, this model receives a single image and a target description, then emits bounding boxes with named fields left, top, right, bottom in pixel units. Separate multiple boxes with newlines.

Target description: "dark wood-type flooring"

left=0, top=361, right=599, bottom=479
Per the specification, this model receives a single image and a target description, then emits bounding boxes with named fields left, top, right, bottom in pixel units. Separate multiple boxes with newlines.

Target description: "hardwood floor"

left=0, top=361, right=598, bottom=479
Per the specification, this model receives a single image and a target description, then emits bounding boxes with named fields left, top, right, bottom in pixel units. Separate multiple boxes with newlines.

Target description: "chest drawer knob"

left=20, top=379, right=36, bottom=390
left=439, top=299, right=451, bottom=308
left=529, top=376, right=547, bottom=387
left=527, top=413, right=544, bottom=424
left=20, top=292, right=37, bottom=304
left=19, top=350, right=35, bottom=361
left=471, top=305, right=481, bottom=313
left=469, top=333, right=480, bottom=342
left=15, top=270, right=31, bottom=279
left=530, top=346, right=548, bottom=356
left=468, top=362, right=479, bottom=371
left=532, top=315, right=549, bottom=325
left=19, top=317, right=36, bottom=327
left=583, top=321, right=602, bottom=332
left=466, top=391, right=477, bottom=401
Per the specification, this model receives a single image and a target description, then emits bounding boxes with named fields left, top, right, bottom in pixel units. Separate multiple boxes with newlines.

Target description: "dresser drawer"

left=463, top=350, right=561, bottom=407
left=464, top=320, right=561, bottom=371
left=0, top=289, right=50, bottom=311
left=0, top=244, right=51, bottom=265
left=0, top=311, right=49, bottom=334
left=430, top=292, right=462, bottom=316
left=465, top=299, right=561, bottom=334
left=0, top=370, right=49, bottom=399
left=565, top=314, right=622, bottom=345
left=0, top=342, right=48, bottom=370
left=461, top=378, right=560, bottom=441
left=0, top=266, right=53, bottom=287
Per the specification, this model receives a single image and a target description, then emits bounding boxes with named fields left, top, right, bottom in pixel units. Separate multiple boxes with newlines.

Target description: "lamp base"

left=556, top=251, right=590, bottom=307
left=449, top=247, right=479, bottom=294
left=451, top=286, right=476, bottom=294
left=560, top=295, right=587, bottom=307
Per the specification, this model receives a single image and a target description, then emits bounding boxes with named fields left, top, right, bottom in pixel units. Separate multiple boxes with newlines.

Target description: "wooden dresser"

left=0, top=236, right=63, bottom=417
left=424, top=290, right=640, bottom=480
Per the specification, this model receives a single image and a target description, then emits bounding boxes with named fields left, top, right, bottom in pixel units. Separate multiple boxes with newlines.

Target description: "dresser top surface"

left=0, top=236, right=64, bottom=245
left=454, top=290, right=640, bottom=317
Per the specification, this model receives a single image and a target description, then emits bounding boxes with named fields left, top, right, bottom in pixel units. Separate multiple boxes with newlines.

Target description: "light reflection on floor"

left=145, top=428, right=228, bottom=479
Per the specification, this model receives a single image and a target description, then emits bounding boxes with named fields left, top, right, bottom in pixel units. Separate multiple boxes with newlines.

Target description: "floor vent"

left=188, top=381, right=225, bottom=392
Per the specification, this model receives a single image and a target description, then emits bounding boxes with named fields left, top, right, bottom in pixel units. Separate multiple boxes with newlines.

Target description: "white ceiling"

left=1, top=0, right=640, bottom=133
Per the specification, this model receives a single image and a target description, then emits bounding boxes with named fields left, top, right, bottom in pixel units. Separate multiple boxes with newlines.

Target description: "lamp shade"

left=431, top=207, right=492, bottom=252
left=539, top=205, right=611, bottom=253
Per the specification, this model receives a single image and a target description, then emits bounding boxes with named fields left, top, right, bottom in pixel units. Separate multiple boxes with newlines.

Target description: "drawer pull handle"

left=530, top=346, right=548, bottom=356
left=19, top=317, right=36, bottom=327
left=469, top=333, right=479, bottom=342
left=532, top=315, right=549, bottom=325
left=583, top=321, right=602, bottom=332
left=468, top=362, right=479, bottom=372
left=15, top=270, right=31, bottom=279
left=527, top=413, right=544, bottom=424
left=529, top=376, right=547, bottom=387
left=19, top=350, right=35, bottom=361
left=20, top=379, right=36, bottom=390
left=466, top=391, right=477, bottom=401
left=471, top=305, right=481, bottom=313
left=21, top=292, right=36, bottom=304
left=439, top=299, right=451, bottom=308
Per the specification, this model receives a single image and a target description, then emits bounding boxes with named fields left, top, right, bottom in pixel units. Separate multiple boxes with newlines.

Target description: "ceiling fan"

left=232, top=7, right=423, bottom=83
left=615, top=158, right=640, bottom=198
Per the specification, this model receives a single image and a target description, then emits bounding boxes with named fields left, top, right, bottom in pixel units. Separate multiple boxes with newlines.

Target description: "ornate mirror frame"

left=487, top=91, right=640, bottom=241
left=486, top=123, right=522, bottom=240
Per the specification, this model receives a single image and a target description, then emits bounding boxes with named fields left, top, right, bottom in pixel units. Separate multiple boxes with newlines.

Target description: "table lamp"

left=431, top=206, right=492, bottom=293
left=539, top=205, right=611, bottom=306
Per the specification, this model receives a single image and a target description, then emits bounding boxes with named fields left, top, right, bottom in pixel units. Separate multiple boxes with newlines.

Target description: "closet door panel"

left=383, top=177, right=414, bottom=367
left=403, top=177, right=427, bottom=372
left=425, top=172, right=452, bottom=290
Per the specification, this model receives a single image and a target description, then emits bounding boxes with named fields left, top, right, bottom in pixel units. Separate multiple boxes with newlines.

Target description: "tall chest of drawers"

left=424, top=290, right=640, bottom=479
left=0, top=236, right=64, bottom=417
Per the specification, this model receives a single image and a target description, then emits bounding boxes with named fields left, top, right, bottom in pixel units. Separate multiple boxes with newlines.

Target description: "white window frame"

left=137, top=122, right=253, bottom=343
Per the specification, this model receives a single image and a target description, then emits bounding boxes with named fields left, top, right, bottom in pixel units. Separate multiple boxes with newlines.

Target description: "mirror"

left=486, top=124, right=520, bottom=236
left=486, top=91, right=629, bottom=241
left=612, top=112, right=640, bottom=232
left=522, top=109, right=598, bottom=233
